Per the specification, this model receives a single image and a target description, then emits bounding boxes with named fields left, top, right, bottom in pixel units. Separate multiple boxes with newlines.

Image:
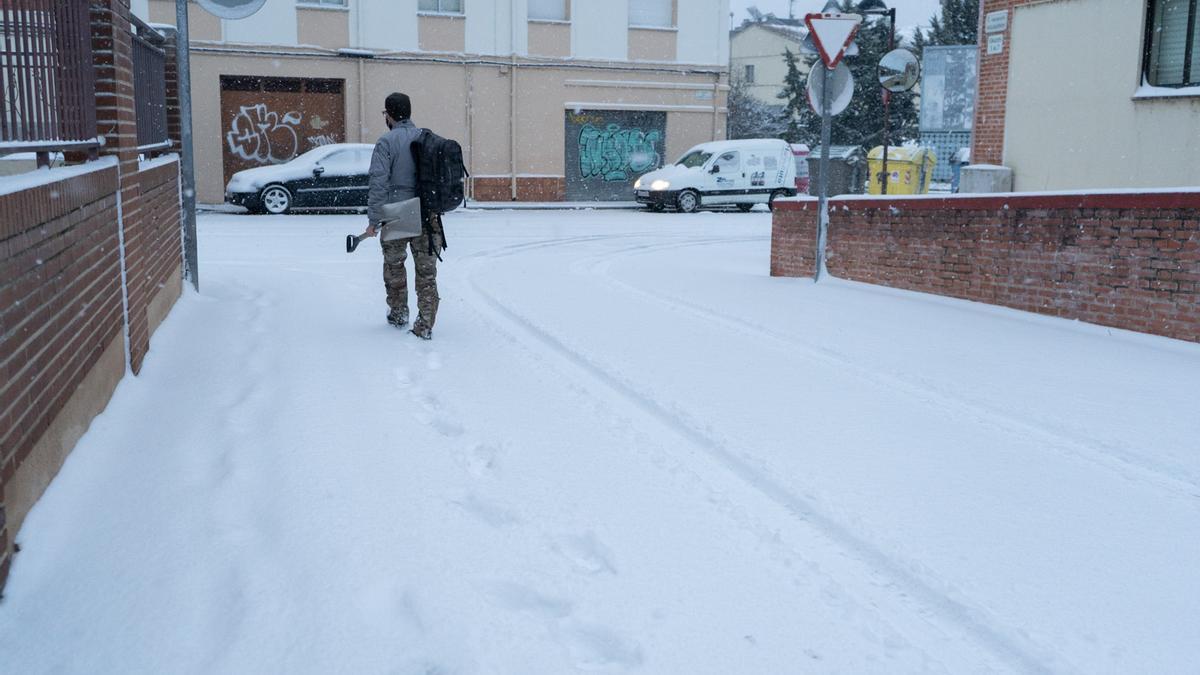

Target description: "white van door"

left=705, top=150, right=746, bottom=205
left=743, top=149, right=771, bottom=204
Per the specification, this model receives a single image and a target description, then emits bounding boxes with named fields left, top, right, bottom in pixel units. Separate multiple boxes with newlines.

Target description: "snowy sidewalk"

left=1, top=210, right=1197, bottom=673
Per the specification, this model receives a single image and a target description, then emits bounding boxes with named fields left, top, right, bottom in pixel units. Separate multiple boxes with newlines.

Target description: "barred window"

left=629, top=0, right=672, bottom=28
left=1145, top=0, right=1200, bottom=86
left=529, top=0, right=567, bottom=21
left=419, top=0, right=464, bottom=14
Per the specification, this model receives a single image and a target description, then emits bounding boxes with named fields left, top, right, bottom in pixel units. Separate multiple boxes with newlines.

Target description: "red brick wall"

left=771, top=194, right=1200, bottom=343
left=0, top=166, right=125, bottom=591
left=769, top=199, right=819, bottom=278
left=0, top=0, right=184, bottom=593
left=471, top=177, right=566, bottom=202
left=126, top=161, right=183, bottom=372
left=971, top=0, right=1038, bottom=166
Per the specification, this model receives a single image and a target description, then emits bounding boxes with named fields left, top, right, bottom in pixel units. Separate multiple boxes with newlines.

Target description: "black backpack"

left=410, top=129, right=466, bottom=257
left=411, top=129, right=466, bottom=215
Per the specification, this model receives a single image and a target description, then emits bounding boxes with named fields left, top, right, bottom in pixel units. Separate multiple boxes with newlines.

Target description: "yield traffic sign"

left=804, top=13, right=863, bottom=69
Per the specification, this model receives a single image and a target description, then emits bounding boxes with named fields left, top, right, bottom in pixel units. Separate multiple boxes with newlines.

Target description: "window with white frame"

left=529, top=0, right=567, bottom=21
left=629, top=0, right=672, bottom=28
left=299, top=0, right=347, bottom=6
left=419, top=0, right=464, bottom=15
left=713, top=151, right=740, bottom=174
left=744, top=64, right=755, bottom=83
left=1145, top=0, right=1200, bottom=86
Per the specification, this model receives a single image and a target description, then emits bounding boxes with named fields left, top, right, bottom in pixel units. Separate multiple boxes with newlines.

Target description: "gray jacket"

left=367, top=119, right=422, bottom=225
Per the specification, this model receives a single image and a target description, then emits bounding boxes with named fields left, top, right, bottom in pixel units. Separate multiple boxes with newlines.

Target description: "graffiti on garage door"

left=219, top=76, right=346, bottom=185
left=565, top=109, right=666, bottom=201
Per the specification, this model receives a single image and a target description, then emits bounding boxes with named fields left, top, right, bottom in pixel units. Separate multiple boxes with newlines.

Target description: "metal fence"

left=131, top=16, right=168, bottom=150
left=0, top=1, right=96, bottom=155
left=919, top=131, right=972, bottom=183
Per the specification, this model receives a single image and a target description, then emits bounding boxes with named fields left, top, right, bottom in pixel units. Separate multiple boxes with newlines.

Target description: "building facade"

left=973, top=0, right=1200, bottom=191
left=729, top=20, right=808, bottom=108
left=133, top=0, right=730, bottom=203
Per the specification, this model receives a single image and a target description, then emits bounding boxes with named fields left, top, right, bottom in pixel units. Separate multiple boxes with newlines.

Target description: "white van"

left=634, top=139, right=798, bottom=213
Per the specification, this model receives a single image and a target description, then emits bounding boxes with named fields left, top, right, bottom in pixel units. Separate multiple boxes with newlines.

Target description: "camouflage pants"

left=382, top=229, right=440, bottom=335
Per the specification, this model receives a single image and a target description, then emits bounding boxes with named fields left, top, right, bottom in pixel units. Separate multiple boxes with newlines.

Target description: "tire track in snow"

left=458, top=232, right=1055, bottom=674
left=582, top=238, right=1200, bottom=504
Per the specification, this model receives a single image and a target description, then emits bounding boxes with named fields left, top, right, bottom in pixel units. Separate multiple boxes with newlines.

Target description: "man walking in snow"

left=366, top=92, right=440, bottom=339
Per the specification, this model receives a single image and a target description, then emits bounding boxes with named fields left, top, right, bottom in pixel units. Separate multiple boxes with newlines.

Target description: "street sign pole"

left=173, top=0, right=267, bottom=293
left=804, top=11, right=861, bottom=283
left=815, top=65, right=832, bottom=283
left=176, top=0, right=198, bottom=291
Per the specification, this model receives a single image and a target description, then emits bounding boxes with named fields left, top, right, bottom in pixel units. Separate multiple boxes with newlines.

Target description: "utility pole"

left=175, top=0, right=198, bottom=291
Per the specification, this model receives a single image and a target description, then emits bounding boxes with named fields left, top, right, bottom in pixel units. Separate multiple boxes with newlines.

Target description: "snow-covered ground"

left=2, top=208, right=1198, bottom=674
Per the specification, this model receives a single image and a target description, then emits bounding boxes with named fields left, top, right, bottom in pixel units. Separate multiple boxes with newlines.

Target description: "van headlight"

left=650, top=180, right=671, bottom=191
left=634, top=178, right=642, bottom=189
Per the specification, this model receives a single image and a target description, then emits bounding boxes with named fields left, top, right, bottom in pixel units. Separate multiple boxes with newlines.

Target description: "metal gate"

left=564, top=109, right=667, bottom=201
left=219, top=76, right=346, bottom=184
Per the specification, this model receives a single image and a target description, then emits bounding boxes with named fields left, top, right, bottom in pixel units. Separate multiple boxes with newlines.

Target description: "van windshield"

left=676, top=150, right=713, bottom=168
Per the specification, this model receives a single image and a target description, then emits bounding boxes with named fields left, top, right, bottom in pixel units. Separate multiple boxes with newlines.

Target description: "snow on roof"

left=732, top=20, right=807, bottom=44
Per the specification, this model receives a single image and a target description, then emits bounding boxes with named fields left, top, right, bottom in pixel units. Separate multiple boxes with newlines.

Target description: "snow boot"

left=410, top=324, right=432, bottom=340
left=387, top=307, right=409, bottom=328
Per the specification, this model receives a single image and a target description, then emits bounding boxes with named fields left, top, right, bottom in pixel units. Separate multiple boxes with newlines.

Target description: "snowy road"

left=2, top=209, right=1198, bottom=674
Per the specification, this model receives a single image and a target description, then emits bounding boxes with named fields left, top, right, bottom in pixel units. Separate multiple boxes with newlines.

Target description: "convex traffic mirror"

left=878, top=49, right=920, bottom=93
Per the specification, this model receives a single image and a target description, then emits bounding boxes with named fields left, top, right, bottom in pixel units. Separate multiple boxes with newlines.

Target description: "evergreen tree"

left=912, top=0, right=979, bottom=53
left=777, top=48, right=817, bottom=144
left=727, top=77, right=786, bottom=140
left=777, top=0, right=919, bottom=149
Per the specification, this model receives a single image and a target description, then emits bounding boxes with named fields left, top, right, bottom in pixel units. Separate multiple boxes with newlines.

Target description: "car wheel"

left=676, top=189, right=700, bottom=213
left=768, top=190, right=789, bottom=211
left=260, top=185, right=292, bottom=214
left=736, top=203, right=755, bottom=213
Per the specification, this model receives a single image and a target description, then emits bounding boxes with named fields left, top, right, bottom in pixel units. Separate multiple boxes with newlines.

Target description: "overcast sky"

left=728, top=0, right=947, bottom=38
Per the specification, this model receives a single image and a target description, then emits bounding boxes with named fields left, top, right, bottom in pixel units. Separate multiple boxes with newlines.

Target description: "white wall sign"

left=987, top=34, right=1004, bottom=55
left=985, top=10, right=1008, bottom=34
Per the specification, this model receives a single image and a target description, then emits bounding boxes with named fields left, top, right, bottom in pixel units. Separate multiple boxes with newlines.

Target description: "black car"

left=224, top=143, right=374, bottom=214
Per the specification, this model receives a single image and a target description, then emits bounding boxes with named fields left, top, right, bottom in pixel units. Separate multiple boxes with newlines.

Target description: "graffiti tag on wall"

left=577, top=123, right=662, bottom=182
left=226, top=103, right=301, bottom=165
left=306, top=134, right=338, bottom=148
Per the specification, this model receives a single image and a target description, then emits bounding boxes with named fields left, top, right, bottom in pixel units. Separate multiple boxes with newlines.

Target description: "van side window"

left=714, top=151, right=740, bottom=174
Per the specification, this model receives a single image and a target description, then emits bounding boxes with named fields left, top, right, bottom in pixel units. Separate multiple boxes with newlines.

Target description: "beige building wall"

left=730, top=24, right=807, bottom=106
left=190, top=47, right=726, bottom=203
left=147, top=0, right=221, bottom=41
left=528, top=21, right=570, bottom=58
left=629, top=28, right=677, bottom=62
left=419, top=15, right=466, bottom=53
left=1004, top=0, right=1200, bottom=191
left=297, top=7, right=350, bottom=50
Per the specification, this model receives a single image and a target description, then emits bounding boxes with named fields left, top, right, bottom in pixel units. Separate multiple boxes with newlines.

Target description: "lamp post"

left=858, top=0, right=895, bottom=195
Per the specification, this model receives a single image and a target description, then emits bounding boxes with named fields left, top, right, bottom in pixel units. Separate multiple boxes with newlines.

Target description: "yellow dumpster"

left=867, top=146, right=937, bottom=195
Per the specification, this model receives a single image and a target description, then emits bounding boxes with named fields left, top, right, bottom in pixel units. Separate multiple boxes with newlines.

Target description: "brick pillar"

left=971, top=0, right=1034, bottom=166
left=91, top=0, right=151, bottom=374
